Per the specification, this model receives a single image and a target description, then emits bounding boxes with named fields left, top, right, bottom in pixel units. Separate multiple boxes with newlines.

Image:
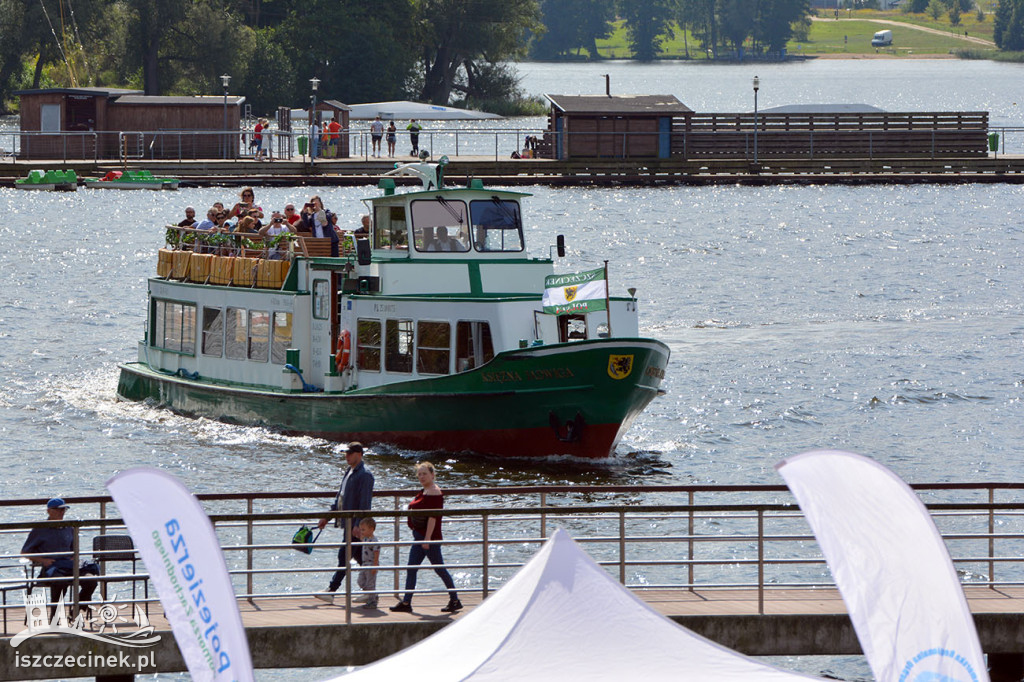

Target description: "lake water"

left=3, top=60, right=1024, bottom=680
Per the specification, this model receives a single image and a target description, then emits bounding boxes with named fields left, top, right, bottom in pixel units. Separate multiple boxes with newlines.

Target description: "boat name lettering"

left=645, top=366, right=665, bottom=379
left=373, top=304, right=397, bottom=313
left=481, top=367, right=575, bottom=383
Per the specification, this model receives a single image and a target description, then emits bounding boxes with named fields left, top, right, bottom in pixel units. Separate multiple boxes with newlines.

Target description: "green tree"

left=676, top=0, right=720, bottom=59
left=238, top=29, right=294, bottom=116
left=532, top=0, right=616, bottom=59
left=994, top=0, right=1024, bottom=49
left=417, top=0, right=541, bottom=104
left=754, top=0, right=810, bottom=54
left=618, top=0, right=676, bottom=61
left=949, top=3, right=962, bottom=24
left=927, top=0, right=945, bottom=19
left=718, top=0, right=755, bottom=53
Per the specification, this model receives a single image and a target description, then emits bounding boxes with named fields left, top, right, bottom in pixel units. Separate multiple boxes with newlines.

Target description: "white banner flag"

left=542, top=266, right=607, bottom=315
left=776, top=450, right=987, bottom=682
left=107, top=468, right=254, bottom=682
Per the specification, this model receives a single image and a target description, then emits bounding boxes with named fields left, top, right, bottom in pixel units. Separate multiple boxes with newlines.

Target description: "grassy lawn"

left=591, top=10, right=998, bottom=59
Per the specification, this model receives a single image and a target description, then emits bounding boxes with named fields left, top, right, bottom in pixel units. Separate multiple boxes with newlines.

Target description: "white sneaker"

left=353, top=594, right=372, bottom=603
left=314, top=592, right=334, bottom=604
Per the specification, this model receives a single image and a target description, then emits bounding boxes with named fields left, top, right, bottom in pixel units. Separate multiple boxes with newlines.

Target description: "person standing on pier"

left=370, top=115, right=385, bottom=158
left=316, top=443, right=374, bottom=604
left=407, top=119, right=422, bottom=156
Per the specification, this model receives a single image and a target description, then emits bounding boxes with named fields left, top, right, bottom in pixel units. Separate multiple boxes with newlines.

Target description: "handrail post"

left=246, top=497, right=254, bottom=604
left=539, top=492, right=546, bottom=539
left=481, top=513, right=490, bottom=599
left=344, top=516, right=352, bottom=625
left=71, top=527, right=81, bottom=618
left=619, top=510, right=626, bottom=584
left=757, top=510, right=765, bottom=615
left=393, top=495, right=401, bottom=594
left=688, top=490, right=695, bottom=591
left=989, top=486, right=995, bottom=587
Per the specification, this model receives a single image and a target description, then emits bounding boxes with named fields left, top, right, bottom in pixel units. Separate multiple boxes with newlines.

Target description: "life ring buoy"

left=335, top=330, right=352, bottom=371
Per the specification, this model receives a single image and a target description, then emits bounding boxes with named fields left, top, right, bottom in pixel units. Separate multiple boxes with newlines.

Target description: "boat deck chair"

left=93, top=535, right=148, bottom=614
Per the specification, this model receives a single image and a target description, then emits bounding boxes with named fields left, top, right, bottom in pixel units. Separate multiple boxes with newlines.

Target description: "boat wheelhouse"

left=118, top=160, right=669, bottom=458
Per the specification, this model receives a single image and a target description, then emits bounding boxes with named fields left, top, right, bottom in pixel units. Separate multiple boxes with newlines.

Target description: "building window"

left=456, top=321, right=494, bottom=372
left=201, top=307, right=223, bottom=356
left=153, top=299, right=196, bottom=354
left=385, top=319, right=414, bottom=373
left=225, top=307, right=247, bottom=359
left=357, top=319, right=381, bottom=371
left=272, top=312, right=292, bottom=365
left=312, top=279, right=330, bottom=319
left=417, top=321, right=451, bottom=375
left=248, top=311, right=270, bottom=362
left=374, top=206, right=409, bottom=250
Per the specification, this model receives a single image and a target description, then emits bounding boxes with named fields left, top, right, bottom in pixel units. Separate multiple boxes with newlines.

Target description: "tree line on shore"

left=0, top=0, right=1008, bottom=118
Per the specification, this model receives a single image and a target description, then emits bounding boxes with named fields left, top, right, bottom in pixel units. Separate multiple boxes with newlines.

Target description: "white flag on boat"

left=542, top=266, right=607, bottom=315
left=776, top=450, right=988, bottom=682
left=107, top=468, right=255, bottom=682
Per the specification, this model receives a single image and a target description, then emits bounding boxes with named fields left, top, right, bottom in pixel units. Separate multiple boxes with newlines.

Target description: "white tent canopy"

left=331, top=529, right=820, bottom=681
left=348, top=100, right=501, bottom=120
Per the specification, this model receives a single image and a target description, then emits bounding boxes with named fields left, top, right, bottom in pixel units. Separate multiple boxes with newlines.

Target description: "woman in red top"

left=389, top=461, right=462, bottom=614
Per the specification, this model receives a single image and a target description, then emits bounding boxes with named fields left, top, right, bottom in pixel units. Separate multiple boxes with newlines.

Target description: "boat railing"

left=1, top=483, right=1023, bottom=631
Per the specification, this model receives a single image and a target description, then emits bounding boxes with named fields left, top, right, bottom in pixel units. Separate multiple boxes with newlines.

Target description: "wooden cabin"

left=544, top=94, right=693, bottom=160
left=313, top=99, right=352, bottom=158
left=15, top=87, right=244, bottom=160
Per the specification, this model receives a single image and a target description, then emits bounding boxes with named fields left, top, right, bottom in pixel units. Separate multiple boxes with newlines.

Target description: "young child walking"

left=354, top=517, right=380, bottom=609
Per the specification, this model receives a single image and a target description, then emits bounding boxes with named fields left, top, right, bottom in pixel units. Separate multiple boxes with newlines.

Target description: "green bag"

left=292, top=525, right=320, bottom=554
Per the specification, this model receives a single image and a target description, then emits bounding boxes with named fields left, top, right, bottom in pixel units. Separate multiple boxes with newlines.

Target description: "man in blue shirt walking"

left=315, top=443, right=375, bottom=603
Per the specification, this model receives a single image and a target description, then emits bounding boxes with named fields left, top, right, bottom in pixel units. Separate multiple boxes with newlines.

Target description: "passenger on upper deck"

left=426, top=226, right=466, bottom=252
left=230, top=188, right=263, bottom=220
left=177, top=207, right=196, bottom=227
left=283, top=204, right=301, bottom=226
left=260, top=211, right=295, bottom=260
left=354, top=214, right=370, bottom=237
left=300, top=196, right=339, bottom=257
left=195, top=209, right=217, bottom=232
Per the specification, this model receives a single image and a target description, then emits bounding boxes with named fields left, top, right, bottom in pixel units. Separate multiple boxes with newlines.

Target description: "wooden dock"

left=3, top=586, right=1024, bottom=679
left=2, top=154, right=1024, bottom=188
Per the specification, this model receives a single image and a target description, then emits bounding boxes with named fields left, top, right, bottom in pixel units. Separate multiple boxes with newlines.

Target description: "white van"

left=871, top=30, right=893, bottom=47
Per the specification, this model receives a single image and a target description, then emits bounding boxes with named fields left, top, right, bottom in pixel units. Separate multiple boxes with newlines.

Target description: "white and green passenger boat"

left=117, top=160, right=669, bottom=459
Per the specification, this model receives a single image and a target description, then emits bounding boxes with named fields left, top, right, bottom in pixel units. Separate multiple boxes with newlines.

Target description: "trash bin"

left=297, top=135, right=308, bottom=156
left=988, top=132, right=999, bottom=152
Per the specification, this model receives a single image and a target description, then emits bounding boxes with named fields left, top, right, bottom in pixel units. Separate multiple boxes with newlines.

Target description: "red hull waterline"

left=293, top=422, right=627, bottom=459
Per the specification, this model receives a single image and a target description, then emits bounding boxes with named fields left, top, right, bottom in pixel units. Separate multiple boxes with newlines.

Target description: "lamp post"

left=309, top=77, right=320, bottom=162
left=220, top=74, right=231, bottom=159
left=752, top=75, right=760, bottom=165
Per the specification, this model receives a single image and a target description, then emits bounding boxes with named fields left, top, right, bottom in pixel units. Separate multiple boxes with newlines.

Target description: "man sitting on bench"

left=22, top=498, right=97, bottom=618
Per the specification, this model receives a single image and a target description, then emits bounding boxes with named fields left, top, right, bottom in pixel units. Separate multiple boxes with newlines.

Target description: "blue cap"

left=46, top=498, right=68, bottom=509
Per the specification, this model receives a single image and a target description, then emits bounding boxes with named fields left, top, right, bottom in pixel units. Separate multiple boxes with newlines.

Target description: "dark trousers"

left=38, top=561, right=98, bottom=618
left=327, top=540, right=364, bottom=592
left=402, top=530, right=457, bottom=604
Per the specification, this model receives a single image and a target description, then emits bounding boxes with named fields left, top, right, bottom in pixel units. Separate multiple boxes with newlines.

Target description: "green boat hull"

left=117, top=338, right=669, bottom=459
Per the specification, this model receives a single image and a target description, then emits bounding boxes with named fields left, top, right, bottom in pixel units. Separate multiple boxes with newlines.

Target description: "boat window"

left=225, top=307, right=247, bottom=360
left=559, top=315, right=587, bottom=342
left=470, top=198, right=524, bottom=252
left=455, top=321, right=494, bottom=372
left=357, top=318, right=381, bottom=371
left=202, top=307, right=224, bottom=357
left=248, top=311, right=270, bottom=362
left=417, top=321, right=451, bottom=375
left=411, top=198, right=470, bottom=253
left=153, top=299, right=196, bottom=354
left=385, top=319, right=414, bottom=373
left=312, top=279, right=330, bottom=320
left=272, top=312, right=292, bottom=365
left=374, top=206, right=408, bottom=251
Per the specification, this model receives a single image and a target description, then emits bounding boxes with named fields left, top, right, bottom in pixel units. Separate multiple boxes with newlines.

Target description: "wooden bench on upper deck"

left=299, top=237, right=335, bottom=257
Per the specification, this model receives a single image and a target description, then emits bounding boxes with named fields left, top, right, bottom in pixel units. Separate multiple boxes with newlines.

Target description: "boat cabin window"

left=456, top=321, right=494, bottom=372
left=312, top=279, right=330, bottom=320
left=272, top=312, right=292, bottom=365
left=411, top=198, right=471, bottom=253
left=559, top=315, right=587, bottom=342
left=248, top=311, right=270, bottom=362
left=417, top=321, right=451, bottom=375
left=202, top=307, right=224, bottom=356
left=225, top=307, right=247, bottom=360
left=152, top=299, right=196, bottom=354
left=357, top=318, right=381, bottom=371
left=470, top=199, right=524, bottom=252
left=386, top=319, right=414, bottom=373
left=374, top=206, right=408, bottom=250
